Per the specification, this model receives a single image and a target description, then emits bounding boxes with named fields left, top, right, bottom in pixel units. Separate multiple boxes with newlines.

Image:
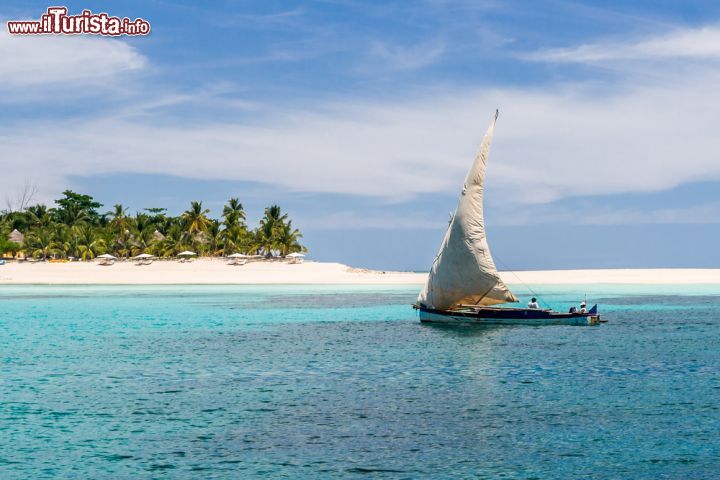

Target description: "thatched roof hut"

left=153, top=230, right=166, bottom=241
left=9, top=229, right=24, bottom=245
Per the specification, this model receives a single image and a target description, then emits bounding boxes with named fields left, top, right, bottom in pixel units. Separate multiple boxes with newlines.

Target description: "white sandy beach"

left=0, top=259, right=423, bottom=285
left=0, top=259, right=718, bottom=285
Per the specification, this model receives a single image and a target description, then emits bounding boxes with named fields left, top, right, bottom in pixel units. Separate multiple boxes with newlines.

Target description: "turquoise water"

left=1, top=284, right=719, bottom=478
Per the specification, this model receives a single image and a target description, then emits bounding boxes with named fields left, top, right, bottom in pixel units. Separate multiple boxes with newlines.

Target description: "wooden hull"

left=416, top=305, right=601, bottom=326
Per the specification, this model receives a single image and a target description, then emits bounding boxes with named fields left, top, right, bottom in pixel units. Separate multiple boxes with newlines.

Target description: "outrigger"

left=414, top=111, right=602, bottom=327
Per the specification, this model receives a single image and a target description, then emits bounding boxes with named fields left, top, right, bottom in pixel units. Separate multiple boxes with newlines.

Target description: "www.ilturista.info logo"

left=7, top=7, right=150, bottom=36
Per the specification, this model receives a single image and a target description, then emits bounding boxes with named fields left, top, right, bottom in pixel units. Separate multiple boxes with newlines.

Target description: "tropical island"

left=1, top=190, right=719, bottom=286
left=0, top=190, right=305, bottom=260
left=0, top=190, right=427, bottom=284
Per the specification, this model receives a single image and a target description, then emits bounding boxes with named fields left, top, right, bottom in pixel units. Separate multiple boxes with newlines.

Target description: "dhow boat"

left=414, top=111, right=601, bottom=326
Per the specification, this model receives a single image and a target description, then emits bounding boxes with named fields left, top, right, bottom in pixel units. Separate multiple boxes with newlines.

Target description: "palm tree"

left=257, top=205, right=288, bottom=257
left=111, top=232, right=132, bottom=259
left=262, top=205, right=288, bottom=226
left=54, top=225, right=77, bottom=259
left=108, top=209, right=132, bottom=259
left=53, top=203, right=90, bottom=226
left=156, top=213, right=178, bottom=236
left=26, top=204, right=52, bottom=229
left=26, top=228, right=58, bottom=260
left=256, top=221, right=275, bottom=256
left=74, top=225, right=104, bottom=260
left=131, top=227, right=156, bottom=256
left=1, top=190, right=307, bottom=262
left=222, top=198, right=246, bottom=227
left=182, top=201, right=211, bottom=237
left=157, top=225, right=183, bottom=257
left=202, top=220, right=223, bottom=256
left=133, top=213, right=152, bottom=234
left=109, top=204, right=127, bottom=232
left=221, top=225, right=248, bottom=255
left=221, top=199, right=249, bottom=255
left=276, top=220, right=306, bottom=256
left=96, top=228, right=115, bottom=255
left=246, top=231, right=262, bottom=256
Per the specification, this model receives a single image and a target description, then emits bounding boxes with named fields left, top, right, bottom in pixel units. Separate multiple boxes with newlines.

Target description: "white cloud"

left=369, top=40, right=446, bottom=70
left=583, top=203, right=720, bottom=225
left=3, top=71, right=720, bottom=209
left=0, top=26, right=146, bottom=89
left=527, top=26, right=720, bottom=63
left=490, top=201, right=720, bottom=227
left=3, top=23, right=720, bottom=226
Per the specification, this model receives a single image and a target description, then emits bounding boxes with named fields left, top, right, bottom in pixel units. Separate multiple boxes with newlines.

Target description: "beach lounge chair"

left=286, top=253, right=305, bottom=264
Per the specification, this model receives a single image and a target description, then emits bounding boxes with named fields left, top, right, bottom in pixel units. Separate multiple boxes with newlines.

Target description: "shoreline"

left=0, top=259, right=719, bottom=285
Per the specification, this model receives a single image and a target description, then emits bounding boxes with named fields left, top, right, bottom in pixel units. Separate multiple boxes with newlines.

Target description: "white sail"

left=418, top=110, right=518, bottom=310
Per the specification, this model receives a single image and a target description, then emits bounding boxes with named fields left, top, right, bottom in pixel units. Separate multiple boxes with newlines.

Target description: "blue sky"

left=2, top=1, right=720, bottom=270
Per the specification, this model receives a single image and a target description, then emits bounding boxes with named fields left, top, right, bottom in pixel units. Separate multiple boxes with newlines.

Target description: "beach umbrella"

left=97, top=254, right=117, bottom=260
left=177, top=251, right=197, bottom=256
left=133, top=253, right=154, bottom=259
left=227, top=253, right=247, bottom=258
left=286, top=253, right=305, bottom=258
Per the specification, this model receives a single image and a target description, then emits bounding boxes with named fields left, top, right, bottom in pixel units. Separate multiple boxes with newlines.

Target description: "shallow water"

left=1, top=284, right=719, bottom=478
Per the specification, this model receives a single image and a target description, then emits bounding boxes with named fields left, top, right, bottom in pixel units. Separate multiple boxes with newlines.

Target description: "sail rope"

left=492, top=254, right=553, bottom=310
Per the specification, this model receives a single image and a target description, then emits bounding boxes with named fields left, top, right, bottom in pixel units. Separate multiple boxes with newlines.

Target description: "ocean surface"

left=1, top=284, right=719, bottom=479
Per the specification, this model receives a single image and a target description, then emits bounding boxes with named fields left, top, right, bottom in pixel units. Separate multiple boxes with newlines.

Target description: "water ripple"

left=0, top=285, right=719, bottom=478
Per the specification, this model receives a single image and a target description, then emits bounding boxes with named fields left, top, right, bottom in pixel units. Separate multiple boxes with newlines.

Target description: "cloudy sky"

left=2, top=0, right=720, bottom=270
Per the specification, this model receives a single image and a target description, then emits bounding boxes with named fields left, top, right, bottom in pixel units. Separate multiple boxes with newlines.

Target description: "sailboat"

left=414, top=111, right=601, bottom=326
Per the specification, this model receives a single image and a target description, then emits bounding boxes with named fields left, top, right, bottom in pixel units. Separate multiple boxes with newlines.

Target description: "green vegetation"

left=0, top=190, right=306, bottom=260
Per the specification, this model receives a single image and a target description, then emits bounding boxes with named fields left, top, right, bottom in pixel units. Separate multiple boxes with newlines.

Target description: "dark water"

left=1, top=285, right=719, bottom=478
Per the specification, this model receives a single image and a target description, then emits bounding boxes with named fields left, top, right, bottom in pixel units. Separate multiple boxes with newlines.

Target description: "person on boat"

left=578, top=302, right=587, bottom=314
left=527, top=297, right=540, bottom=309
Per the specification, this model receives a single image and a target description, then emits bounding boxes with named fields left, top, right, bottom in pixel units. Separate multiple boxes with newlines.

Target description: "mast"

left=417, top=110, right=518, bottom=310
